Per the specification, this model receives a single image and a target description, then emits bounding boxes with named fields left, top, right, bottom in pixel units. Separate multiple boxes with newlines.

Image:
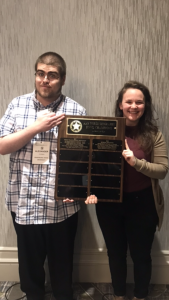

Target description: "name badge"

left=32, top=141, right=50, bottom=164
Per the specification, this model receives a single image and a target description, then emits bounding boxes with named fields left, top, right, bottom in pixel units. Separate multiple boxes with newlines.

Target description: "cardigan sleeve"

left=133, top=131, right=168, bottom=179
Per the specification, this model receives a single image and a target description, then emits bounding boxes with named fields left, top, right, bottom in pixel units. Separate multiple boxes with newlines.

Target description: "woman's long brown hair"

left=115, top=80, right=158, bottom=154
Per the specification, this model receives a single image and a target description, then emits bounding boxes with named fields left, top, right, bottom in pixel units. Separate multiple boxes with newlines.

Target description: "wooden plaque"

left=55, top=116, right=126, bottom=202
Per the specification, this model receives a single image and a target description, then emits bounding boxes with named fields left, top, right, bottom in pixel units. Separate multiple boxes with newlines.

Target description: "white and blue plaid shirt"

left=0, top=91, right=86, bottom=225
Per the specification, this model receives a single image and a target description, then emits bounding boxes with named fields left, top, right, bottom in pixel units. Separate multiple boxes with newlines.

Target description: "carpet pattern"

left=0, top=282, right=168, bottom=300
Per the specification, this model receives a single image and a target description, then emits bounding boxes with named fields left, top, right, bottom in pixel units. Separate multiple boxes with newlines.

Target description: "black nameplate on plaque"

left=60, top=150, right=89, bottom=161
left=67, top=119, right=117, bottom=136
left=92, top=151, right=121, bottom=163
left=92, top=139, right=122, bottom=150
left=60, top=138, right=90, bottom=149
left=55, top=116, right=126, bottom=202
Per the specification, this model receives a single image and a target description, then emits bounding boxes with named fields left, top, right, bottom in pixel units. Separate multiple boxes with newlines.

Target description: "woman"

left=96, top=81, right=168, bottom=300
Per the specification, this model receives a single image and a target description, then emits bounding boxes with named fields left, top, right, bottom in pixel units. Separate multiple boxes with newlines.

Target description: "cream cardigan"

left=134, top=131, right=168, bottom=229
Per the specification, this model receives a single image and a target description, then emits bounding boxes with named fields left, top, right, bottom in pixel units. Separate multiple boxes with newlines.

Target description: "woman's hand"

left=62, top=195, right=98, bottom=204
left=122, top=139, right=136, bottom=166
left=85, top=194, right=98, bottom=204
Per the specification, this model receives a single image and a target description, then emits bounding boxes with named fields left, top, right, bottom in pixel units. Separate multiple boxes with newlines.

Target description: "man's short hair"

left=35, top=52, right=66, bottom=78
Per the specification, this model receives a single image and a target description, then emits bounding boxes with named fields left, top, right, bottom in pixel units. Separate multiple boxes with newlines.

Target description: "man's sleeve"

left=81, top=107, right=87, bottom=116
left=0, top=101, right=16, bottom=137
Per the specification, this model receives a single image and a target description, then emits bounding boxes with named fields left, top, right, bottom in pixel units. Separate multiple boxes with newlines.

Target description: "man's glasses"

left=35, top=71, right=60, bottom=81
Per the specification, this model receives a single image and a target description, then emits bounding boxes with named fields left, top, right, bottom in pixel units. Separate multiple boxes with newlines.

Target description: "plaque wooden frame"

left=55, top=116, right=126, bottom=202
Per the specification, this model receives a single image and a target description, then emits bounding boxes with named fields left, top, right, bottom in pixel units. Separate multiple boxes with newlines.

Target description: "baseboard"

left=0, top=247, right=19, bottom=281
left=1, top=247, right=169, bottom=283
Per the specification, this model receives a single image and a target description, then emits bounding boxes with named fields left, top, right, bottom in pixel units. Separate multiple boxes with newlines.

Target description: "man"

left=0, top=52, right=97, bottom=300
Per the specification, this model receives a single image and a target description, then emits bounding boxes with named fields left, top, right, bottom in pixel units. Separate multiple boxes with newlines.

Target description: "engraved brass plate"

left=67, top=118, right=117, bottom=136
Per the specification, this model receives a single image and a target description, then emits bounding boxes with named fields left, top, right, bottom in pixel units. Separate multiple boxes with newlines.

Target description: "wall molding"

left=0, top=247, right=169, bottom=283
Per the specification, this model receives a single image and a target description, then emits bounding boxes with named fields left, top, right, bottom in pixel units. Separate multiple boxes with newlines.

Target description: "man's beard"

left=35, top=83, right=61, bottom=100
left=36, top=88, right=54, bottom=99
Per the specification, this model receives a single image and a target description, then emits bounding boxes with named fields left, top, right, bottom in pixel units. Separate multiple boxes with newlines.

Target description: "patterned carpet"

left=0, top=282, right=169, bottom=300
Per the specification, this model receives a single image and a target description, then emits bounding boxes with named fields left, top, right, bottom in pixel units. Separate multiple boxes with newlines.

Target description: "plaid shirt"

left=0, top=91, right=86, bottom=224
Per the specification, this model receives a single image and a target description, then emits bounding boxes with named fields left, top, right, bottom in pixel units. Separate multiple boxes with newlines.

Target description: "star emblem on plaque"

left=70, top=120, right=82, bottom=133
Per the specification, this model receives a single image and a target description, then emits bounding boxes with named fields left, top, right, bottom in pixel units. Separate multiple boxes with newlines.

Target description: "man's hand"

left=63, top=198, right=74, bottom=203
left=85, top=194, right=98, bottom=204
left=0, top=112, right=65, bottom=155
left=35, top=112, right=65, bottom=133
left=62, top=195, right=98, bottom=204
left=122, top=139, right=136, bottom=166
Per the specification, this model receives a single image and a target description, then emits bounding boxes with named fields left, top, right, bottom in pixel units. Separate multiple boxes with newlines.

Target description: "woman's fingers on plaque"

left=85, top=194, right=98, bottom=204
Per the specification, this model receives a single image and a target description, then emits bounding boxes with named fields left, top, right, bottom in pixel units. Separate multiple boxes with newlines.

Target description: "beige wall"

left=0, top=0, right=169, bottom=274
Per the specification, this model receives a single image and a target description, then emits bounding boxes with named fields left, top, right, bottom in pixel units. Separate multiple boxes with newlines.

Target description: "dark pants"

left=11, top=212, right=78, bottom=300
left=96, top=186, right=158, bottom=299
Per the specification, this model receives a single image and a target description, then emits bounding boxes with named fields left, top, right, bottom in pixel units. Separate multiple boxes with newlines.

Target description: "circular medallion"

left=70, top=120, right=82, bottom=133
